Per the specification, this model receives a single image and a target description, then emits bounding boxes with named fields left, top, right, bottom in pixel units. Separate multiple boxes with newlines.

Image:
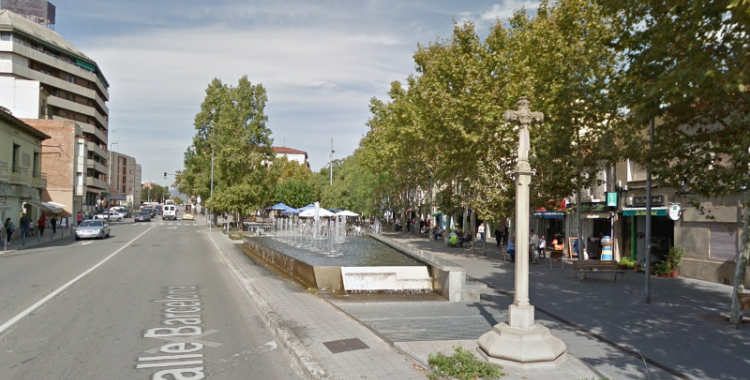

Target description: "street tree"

left=600, top=0, right=750, bottom=324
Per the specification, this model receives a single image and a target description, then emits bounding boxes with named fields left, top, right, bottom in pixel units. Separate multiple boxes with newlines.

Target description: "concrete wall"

left=0, top=77, right=41, bottom=118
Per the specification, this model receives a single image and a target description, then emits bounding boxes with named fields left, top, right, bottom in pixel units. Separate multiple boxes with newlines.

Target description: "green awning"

left=622, top=207, right=668, bottom=217
left=76, top=59, right=96, bottom=72
left=432, top=211, right=444, bottom=216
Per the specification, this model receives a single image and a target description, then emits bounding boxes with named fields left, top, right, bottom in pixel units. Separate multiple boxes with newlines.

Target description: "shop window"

left=710, top=223, right=739, bottom=261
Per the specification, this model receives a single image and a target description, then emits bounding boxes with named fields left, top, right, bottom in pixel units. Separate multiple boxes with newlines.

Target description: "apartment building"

left=108, top=151, right=142, bottom=208
left=0, top=9, right=110, bottom=212
left=0, top=108, right=57, bottom=225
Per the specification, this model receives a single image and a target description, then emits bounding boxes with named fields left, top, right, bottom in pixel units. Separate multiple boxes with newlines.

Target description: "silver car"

left=75, top=220, right=110, bottom=240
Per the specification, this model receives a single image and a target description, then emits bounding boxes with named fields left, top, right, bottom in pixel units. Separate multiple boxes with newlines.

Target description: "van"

left=163, top=205, right=177, bottom=220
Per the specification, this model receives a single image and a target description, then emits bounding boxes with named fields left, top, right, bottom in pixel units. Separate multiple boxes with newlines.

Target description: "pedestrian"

left=507, top=237, right=516, bottom=262
left=19, top=213, right=28, bottom=243
left=4, top=217, right=14, bottom=245
left=539, top=235, right=546, bottom=259
left=502, top=227, right=509, bottom=247
left=37, top=215, right=46, bottom=237
left=477, top=222, right=485, bottom=242
left=530, top=229, right=539, bottom=264
left=51, top=215, right=58, bottom=235
left=76, top=211, right=84, bottom=226
left=494, top=225, right=502, bottom=247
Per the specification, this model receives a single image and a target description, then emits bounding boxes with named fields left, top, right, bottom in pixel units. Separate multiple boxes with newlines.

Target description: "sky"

left=52, top=0, right=539, bottom=188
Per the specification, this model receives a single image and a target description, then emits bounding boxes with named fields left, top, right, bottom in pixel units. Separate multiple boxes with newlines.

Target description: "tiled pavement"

left=381, top=231, right=750, bottom=380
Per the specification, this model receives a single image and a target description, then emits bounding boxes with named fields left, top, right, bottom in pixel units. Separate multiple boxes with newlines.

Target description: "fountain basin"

left=242, top=236, right=431, bottom=292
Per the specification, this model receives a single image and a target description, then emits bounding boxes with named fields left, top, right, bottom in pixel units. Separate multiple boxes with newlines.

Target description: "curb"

left=205, top=231, right=332, bottom=380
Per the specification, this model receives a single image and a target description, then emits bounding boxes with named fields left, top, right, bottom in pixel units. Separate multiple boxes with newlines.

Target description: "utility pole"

left=210, top=147, right=214, bottom=231
left=329, top=138, right=334, bottom=185
left=645, top=117, right=654, bottom=304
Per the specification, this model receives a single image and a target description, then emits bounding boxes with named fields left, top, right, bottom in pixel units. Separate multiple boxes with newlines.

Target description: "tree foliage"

left=177, top=76, right=277, bottom=220
left=358, top=0, right=620, bottom=222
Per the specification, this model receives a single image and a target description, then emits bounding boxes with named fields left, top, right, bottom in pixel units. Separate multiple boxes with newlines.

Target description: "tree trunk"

left=730, top=198, right=750, bottom=328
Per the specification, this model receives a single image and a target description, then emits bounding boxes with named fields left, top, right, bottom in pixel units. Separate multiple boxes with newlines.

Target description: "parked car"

left=75, top=220, right=110, bottom=240
left=134, top=211, right=151, bottom=223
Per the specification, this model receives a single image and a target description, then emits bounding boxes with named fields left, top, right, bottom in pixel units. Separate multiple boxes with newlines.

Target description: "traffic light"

left=163, top=171, right=167, bottom=179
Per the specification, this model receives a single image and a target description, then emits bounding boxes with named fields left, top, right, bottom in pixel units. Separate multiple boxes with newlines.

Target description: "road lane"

left=0, top=221, right=152, bottom=327
left=0, top=222, right=303, bottom=380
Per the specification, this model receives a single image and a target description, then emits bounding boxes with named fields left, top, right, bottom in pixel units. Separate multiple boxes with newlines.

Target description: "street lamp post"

left=209, top=146, right=214, bottom=231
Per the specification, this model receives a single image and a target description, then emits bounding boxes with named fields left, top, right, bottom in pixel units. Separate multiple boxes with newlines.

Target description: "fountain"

left=243, top=203, right=462, bottom=296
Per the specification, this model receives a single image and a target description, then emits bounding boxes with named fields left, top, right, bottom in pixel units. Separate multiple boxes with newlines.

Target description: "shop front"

left=621, top=194, right=675, bottom=262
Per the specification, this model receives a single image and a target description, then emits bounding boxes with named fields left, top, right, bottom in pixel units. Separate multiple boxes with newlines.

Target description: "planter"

left=671, top=270, right=679, bottom=278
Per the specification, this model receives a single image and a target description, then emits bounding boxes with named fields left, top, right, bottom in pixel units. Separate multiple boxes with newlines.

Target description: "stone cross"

left=504, top=97, right=544, bottom=163
left=477, top=96, right=566, bottom=370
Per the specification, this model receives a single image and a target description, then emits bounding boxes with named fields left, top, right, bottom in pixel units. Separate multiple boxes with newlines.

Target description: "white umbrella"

left=335, top=210, right=359, bottom=217
left=299, top=208, right=335, bottom=218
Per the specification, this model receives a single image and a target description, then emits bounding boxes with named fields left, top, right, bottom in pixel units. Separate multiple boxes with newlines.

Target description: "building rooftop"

left=1, top=108, right=49, bottom=140
left=272, top=146, right=308, bottom=156
left=0, top=9, right=108, bottom=86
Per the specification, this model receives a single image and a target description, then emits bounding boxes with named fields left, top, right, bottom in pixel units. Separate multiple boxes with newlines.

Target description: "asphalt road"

left=0, top=218, right=304, bottom=380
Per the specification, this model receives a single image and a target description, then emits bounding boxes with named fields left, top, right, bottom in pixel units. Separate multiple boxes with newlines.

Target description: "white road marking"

left=0, top=224, right=157, bottom=335
left=145, top=329, right=221, bottom=353
left=81, top=241, right=93, bottom=246
left=159, top=223, right=165, bottom=226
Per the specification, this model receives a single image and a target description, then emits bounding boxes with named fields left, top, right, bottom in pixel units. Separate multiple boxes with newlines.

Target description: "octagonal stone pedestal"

left=477, top=322, right=567, bottom=370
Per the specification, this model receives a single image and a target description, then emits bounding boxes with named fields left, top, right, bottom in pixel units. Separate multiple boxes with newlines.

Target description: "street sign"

left=606, top=192, right=618, bottom=207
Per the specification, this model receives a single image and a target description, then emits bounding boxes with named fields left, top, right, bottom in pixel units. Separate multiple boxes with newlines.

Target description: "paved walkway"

left=206, top=227, right=428, bottom=380
left=381, top=231, right=750, bottom=380
left=0, top=226, right=76, bottom=255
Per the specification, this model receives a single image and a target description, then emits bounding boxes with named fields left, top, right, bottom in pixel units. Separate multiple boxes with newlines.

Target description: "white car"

left=162, top=205, right=177, bottom=220
left=94, top=210, right=122, bottom=222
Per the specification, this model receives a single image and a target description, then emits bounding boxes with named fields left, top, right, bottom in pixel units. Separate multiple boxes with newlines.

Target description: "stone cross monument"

left=477, top=97, right=567, bottom=369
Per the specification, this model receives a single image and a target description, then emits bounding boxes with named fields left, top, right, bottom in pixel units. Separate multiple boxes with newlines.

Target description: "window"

left=0, top=33, right=10, bottom=41
left=710, top=223, right=739, bottom=261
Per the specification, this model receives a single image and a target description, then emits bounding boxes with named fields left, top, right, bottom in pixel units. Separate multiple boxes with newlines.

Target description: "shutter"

left=710, top=223, right=739, bottom=261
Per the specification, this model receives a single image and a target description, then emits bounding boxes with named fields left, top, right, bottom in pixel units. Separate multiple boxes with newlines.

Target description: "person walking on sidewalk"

left=477, top=222, right=485, bottom=242
left=19, top=214, right=28, bottom=245
left=494, top=225, right=503, bottom=247
left=507, top=237, right=516, bottom=262
left=76, top=211, right=84, bottom=226
left=529, top=229, right=539, bottom=264
left=37, top=215, right=46, bottom=237
left=4, top=218, right=14, bottom=245
left=538, top=235, right=546, bottom=259
left=50, top=215, right=57, bottom=235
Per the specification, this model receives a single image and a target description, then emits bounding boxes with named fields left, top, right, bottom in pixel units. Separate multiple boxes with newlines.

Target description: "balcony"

left=0, top=161, right=8, bottom=183
left=10, top=166, right=31, bottom=186
left=87, top=158, right=108, bottom=176
left=86, top=176, right=108, bottom=190
left=31, top=172, right=47, bottom=189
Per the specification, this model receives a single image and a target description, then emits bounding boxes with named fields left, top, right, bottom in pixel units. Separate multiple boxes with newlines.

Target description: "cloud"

left=58, top=0, right=520, bottom=183
left=479, top=2, right=539, bottom=22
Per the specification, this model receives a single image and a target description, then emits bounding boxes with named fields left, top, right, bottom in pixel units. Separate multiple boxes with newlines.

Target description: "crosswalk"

left=126, top=222, right=201, bottom=227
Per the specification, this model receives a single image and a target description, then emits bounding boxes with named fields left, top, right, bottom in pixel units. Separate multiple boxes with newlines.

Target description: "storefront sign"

left=669, top=205, right=682, bottom=221
left=622, top=208, right=668, bottom=217
left=606, top=192, right=618, bottom=207
left=632, top=195, right=665, bottom=207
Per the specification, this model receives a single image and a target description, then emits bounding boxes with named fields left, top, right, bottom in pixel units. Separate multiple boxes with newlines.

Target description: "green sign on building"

left=606, top=192, right=618, bottom=207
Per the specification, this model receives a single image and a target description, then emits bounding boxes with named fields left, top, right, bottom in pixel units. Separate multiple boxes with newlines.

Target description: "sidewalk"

left=205, top=228, right=428, bottom=380
left=0, top=227, right=76, bottom=255
left=382, top=231, right=750, bottom=380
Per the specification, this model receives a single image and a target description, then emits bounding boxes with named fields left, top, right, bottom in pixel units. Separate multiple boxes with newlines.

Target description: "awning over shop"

left=533, top=212, right=564, bottom=219
left=24, top=199, right=64, bottom=214
left=585, top=212, right=611, bottom=219
left=110, top=193, right=127, bottom=201
left=622, top=207, right=668, bottom=217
